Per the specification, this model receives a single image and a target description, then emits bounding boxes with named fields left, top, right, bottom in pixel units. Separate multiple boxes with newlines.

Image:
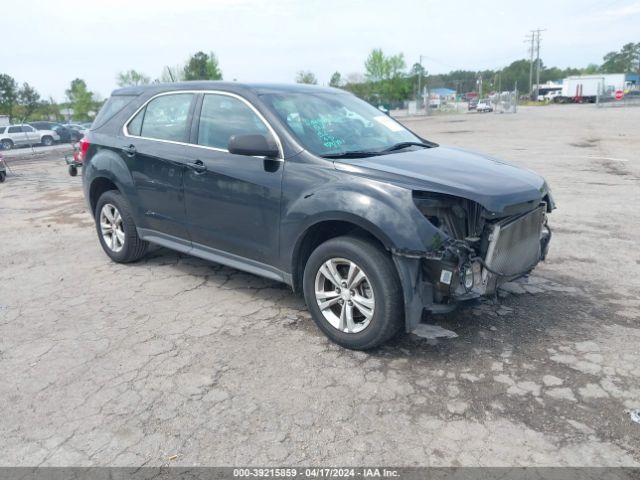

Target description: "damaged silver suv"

left=82, top=82, right=554, bottom=349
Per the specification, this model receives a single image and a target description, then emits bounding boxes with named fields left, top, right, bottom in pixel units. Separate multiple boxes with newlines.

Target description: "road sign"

left=614, top=90, right=624, bottom=100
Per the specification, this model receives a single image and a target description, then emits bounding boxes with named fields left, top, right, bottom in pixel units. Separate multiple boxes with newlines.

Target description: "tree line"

left=0, top=51, right=223, bottom=123
left=302, top=42, right=640, bottom=106
left=0, top=74, right=104, bottom=123
left=1, top=43, right=637, bottom=123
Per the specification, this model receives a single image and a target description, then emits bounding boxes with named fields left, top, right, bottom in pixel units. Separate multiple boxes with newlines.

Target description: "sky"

left=5, top=0, right=640, bottom=101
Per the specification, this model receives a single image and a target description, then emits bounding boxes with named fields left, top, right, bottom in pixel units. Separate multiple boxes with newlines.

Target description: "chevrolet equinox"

left=82, top=82, right=554, bottom=349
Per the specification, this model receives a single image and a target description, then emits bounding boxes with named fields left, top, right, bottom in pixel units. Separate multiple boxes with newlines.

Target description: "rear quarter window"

left=92, top=95, right=138, bottom=129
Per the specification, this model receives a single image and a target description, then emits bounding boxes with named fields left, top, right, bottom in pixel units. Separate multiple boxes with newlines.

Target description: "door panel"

left=183, top=150, right=283, bottom=264
left=182, top=93, right=283, bottom=265
left=123, top=138, right=189, bottom=239
left=121, top=92, right=195, bottom=240
left=23, top=126, right=39, bottom=143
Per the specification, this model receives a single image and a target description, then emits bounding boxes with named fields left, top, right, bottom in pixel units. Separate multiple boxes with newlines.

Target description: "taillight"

left=78, top=137, right=90, bottom=163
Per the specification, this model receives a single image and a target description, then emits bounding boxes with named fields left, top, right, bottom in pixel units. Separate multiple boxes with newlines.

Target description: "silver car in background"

left=0, top=124, right=60, bottom=150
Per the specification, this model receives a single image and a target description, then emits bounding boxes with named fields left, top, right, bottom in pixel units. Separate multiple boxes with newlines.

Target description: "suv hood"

left=334, top=145, right=550, bottom=214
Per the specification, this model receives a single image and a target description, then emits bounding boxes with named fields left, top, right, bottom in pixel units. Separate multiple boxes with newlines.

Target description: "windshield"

left=261, top=92, right=424, bottom=156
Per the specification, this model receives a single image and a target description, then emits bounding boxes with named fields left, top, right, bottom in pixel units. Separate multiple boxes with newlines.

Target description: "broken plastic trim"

left=391, top=247, right=443, bottom=260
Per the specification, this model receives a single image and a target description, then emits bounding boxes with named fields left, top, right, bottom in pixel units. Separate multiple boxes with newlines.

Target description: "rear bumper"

left=393, top=206, right=551, bottom=332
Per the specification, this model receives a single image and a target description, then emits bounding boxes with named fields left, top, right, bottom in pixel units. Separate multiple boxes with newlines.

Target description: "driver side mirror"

left=228, top=134, right=279, bottom=158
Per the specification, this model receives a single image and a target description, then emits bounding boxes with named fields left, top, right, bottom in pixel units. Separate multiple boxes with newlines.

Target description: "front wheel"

left=303, top=235, right=404, bottom=350
left=0, top=171, right=5, bottom=183
left=1, top=139, right=13, bottom=150
left=42, top=136, right=53, bottom=146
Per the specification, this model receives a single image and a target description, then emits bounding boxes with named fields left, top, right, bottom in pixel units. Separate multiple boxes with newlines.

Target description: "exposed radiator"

left=484, top=206, right=545, bottom=276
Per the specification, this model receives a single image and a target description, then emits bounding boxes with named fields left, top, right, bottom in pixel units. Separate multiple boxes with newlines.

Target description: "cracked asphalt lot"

left=0, top=105, right=639, bottom=466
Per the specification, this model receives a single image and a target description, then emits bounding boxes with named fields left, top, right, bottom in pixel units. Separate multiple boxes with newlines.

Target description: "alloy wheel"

left=99, top=203, right=125, bottom=253
left=314, top=257, right=375, bottom=333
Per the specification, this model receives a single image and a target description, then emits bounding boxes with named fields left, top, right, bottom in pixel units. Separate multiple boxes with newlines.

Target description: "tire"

left=1, top=139, right=13, bottom=150
left=303, top=235, right=404, bottom=350
left=42, top=136, right=53, bottom=147
left=0, top=171, right=5, bottom=183
left=95, top=190, right=148, bottom=263
left=68, top=165, right=78, bottom=177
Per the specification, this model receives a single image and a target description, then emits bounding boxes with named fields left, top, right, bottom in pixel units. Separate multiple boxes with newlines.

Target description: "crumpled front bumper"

left=392, top=206, right=552, bottom=332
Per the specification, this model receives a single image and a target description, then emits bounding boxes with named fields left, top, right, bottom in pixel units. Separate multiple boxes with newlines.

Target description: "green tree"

left=387, top=54, right=406, bottom=78
left=364, top=49, right=406, bottom=81
left=410, top=63, right=426, bottom=77
left=117, top=69, right=151, bottom=87
left=582, top=63, right=601, bottom=74
left=183, top=51, right=223, bottom=80
left=0, top=73, right=19, bottom=121
left=35, top=97, right=60, bottom=122
left=498, top=59, right=530, bottom=92
left=296, top=71, right=318, bottom=84
left=65, top=78, right=94, bottom=121
left=601, top=42, right=640, bottom=73
left=364, top=49, right=389, bottom=81
left=329, top=71, right=342, bottom=87
left=362, top=49, right=408, bottom=104
left=17, top=83, right=40, bottom=120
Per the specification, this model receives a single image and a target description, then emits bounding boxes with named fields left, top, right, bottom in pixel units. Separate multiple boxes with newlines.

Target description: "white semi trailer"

left=558, top=74, right=626, bottom=103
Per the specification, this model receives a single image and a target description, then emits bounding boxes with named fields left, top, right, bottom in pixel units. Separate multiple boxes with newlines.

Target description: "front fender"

left=283, top=172, right=441, bottom=259
left=281, top=162, right=444, bottom=332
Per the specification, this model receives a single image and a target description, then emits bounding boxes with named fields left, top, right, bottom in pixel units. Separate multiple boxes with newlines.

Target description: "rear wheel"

left=95, top=190, right=148, bottom=263
left=68, top=165, right=78, bottom=176
left=303, top=235, right=404, bottom=350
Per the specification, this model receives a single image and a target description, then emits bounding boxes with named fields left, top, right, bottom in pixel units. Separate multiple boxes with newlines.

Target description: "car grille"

left=484, top=206, right=545, bottom=276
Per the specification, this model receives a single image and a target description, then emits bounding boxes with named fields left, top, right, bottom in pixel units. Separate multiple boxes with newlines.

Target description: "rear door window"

left=197, top=94, right=268, bottom=150
left=8, top=126, right=21, bottom=133
left=127, top=93, right=194, bottom=142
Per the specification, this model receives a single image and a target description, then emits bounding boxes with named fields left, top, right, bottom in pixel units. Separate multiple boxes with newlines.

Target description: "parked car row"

left=0, top=121, right=90, bottom=150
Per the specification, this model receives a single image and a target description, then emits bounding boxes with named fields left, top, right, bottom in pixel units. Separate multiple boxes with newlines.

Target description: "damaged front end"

left=393, top=191, right=553, bottom=331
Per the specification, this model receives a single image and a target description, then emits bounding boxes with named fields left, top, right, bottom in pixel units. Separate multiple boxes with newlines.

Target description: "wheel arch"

left=89, top=177, right=120, bottom=216
left=290, top=214, right=394, bottom=293
left=84, top=147, right=137, bottom=219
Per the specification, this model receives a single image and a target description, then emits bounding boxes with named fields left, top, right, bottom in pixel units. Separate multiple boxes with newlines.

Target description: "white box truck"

left=558, top=74, right=626, bottom=103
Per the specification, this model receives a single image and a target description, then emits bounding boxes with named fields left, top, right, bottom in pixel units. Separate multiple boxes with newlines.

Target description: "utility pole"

left=528, top=28, right=546, bottom=100
left=417, top=54, right=425, bottom=113
left=526, top=31, right=535, bottom=98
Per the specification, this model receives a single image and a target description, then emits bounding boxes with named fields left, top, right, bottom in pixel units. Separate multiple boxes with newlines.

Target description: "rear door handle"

left=187, top=160, right=207, bottom=174
left=122, top=144, right=136, bottom=157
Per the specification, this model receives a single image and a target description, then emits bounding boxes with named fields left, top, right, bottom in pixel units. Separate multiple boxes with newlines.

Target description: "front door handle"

left=187, top=160, right=207, bottom=174
left=122, top=144, right=136, bottom=157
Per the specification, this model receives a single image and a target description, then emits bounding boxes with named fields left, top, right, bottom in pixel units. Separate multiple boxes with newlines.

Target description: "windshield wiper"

left=381, top=141, right=434, bottom=153
left=320, top=150, right=382, bottom=159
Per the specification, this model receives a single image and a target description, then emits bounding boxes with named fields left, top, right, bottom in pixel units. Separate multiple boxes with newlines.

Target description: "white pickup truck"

left=0, top=124, right=60, bottom=150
